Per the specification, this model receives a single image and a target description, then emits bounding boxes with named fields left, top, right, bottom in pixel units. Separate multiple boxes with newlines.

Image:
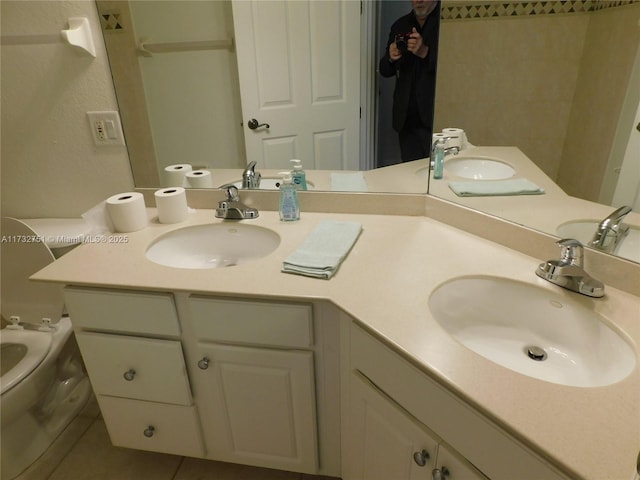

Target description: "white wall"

left=130, top=0, right=246, bottom=174
left=1, top=0, right=134, bottom=218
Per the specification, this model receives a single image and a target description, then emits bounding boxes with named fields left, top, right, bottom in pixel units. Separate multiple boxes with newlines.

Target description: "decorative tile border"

left=441, top=0, right=637, bottom=20
left=100, top=12, right=125, bottom=32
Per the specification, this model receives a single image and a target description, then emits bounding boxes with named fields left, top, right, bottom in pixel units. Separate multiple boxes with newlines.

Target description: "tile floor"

left=15, top=395, right=339, bottom=480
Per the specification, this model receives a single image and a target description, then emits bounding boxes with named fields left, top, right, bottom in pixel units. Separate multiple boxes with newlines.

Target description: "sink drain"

left=525, top=346, right=547, bottom=361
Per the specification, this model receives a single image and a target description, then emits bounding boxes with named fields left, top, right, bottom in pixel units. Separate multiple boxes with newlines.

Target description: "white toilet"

left=1, top=217, right=93, bottom=480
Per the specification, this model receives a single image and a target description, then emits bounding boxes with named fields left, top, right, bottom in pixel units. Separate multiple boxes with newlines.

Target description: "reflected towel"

left=283, top=220, right=362, bottom=279
left=449, top=178, right=545, bottom=197
left=331, top=172, right=368, bottom=192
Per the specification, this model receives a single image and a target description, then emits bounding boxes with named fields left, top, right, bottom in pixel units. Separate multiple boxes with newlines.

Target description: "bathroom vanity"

left=32, top=207, right=640, bottom=480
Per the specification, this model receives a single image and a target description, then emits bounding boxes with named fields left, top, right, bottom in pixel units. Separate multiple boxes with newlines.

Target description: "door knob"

left=247, top=118, right=270, bottom=130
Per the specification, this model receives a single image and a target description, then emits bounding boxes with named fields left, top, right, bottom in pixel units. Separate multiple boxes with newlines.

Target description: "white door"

left=232, top=0, right=361, bottom=171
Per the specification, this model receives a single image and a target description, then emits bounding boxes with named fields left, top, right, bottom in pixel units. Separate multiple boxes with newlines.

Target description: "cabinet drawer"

left=188, top=296, right=313, bottom=348
left=65, top=287, right=180, bottom=336
left=98, top=395, right=205, bottom=458
left=76, top=332, right=192, bottom=405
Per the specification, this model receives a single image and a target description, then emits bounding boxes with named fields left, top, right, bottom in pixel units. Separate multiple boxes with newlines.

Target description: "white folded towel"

left=448, top=178, right=545, bottom=197
left=331, top=172, right=368, bottom=192
left=282, top=220, right=362, bottom=279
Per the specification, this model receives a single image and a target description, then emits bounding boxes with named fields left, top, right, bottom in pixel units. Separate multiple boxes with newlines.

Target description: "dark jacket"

left=379, top=4, right=440, bottom=132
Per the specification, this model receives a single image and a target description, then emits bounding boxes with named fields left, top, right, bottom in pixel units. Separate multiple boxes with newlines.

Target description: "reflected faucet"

left=430, top=141, right=459, bottom=168
left=215, top=185, right=259, bottom=220
left=242, top=161, right=261, bottom=189
left=589, top=205, right=631, bottom=253
left=536, top=238, right=604, bottom=297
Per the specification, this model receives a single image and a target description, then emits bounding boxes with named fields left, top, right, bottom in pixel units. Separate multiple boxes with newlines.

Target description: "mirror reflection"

left=97, top=0, right=435, bottom=193
left=431, top=0, right=640, bottom=264
left=98, top=0, right=640, bottom=264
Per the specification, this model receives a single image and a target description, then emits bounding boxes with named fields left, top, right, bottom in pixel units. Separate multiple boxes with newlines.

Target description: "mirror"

left=431, top=0, right=640, bottom=263
left=98, top=0, right=640, bottom=263
left=96, top=0, right=437, bottom=194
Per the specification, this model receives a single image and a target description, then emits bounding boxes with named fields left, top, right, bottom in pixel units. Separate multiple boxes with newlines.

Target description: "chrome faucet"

left=589, top=205, right=631, bottom=253
left=215, top=185, right=259, bottom=220
left=242, top=161, right=261, bottom=189
left=536, top=239, right=604, bottom=297
left=431, top=140, right=460, bottom=157
left=430, top=141, right=459, bottom=168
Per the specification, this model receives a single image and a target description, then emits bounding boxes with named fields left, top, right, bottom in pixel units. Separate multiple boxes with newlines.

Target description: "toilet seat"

left=0, top=329, right=52, bottom=395
left=1, top=217, right=64, bottom=325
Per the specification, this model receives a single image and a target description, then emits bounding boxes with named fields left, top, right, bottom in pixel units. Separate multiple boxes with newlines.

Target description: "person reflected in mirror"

left=379, top=0, right=440, bottom=162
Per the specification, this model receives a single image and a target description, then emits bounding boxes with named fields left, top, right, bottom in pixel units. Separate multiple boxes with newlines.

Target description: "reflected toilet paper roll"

left=164, top=164, right=193, bottom=187
left=186, top=169, right=214, bottom=188
left=106, top=192, right=148, bottom=233
left=432, top=133, right=448, bottom=150
left=155, top=187, right=188, bottom=224
left=442, top=128, right=467, bottom=149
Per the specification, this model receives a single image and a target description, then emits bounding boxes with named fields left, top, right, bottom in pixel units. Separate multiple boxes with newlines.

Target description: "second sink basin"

left=445, top=156, right=516, bottom=180
left=146, top=224, right=280, bottom=269
left=428, top=276, right=636, bottom=387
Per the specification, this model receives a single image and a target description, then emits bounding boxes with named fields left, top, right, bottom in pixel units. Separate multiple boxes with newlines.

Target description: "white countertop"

left=32, top=208, right=640, bottom=480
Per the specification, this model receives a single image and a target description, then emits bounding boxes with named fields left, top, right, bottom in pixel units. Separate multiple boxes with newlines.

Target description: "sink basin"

left=444, top=156, right=515, bottom=180
left=428, top=276, right=636, bottom=387
left=556, top=220, right=640, bottom=263
left=146, top=224, right=280, bottom=269
left=230, top=178, right=315, bottom=190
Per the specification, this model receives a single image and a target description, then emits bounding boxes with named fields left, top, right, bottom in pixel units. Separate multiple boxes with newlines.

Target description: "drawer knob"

left=143, top=426, right=155, bottom=438
left=432, top=467, right=450, bottom=480
left=413, top=449, right=430, bottom=467
left=123, top=369, right=136, bottom=381
left=197, top=357, right=210, bottom=370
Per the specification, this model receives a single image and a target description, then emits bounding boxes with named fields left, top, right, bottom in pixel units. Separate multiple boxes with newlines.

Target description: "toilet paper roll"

left=432, top=133, right=448, bottom=147
left=163, top=164, right=193, bottom=187
left=442, top=128, right=467, bottom=149
left=186, top=169, right=214, bottom=188
left=105, top=192, right=148, bottom=233
left=155, top=187, right=188, bottom=224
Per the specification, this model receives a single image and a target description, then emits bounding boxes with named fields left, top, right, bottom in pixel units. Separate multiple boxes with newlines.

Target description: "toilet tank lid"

left=19, top=218, right=90, bottom=248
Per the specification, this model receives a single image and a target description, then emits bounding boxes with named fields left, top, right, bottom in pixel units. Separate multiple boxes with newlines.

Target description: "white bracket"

left=60, top=17, right=96, bottom=58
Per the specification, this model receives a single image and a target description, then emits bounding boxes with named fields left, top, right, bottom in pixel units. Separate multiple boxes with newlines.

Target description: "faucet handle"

left=223, top=185, right=239, bottom=202
left=557, top=238, right=583, bottom=266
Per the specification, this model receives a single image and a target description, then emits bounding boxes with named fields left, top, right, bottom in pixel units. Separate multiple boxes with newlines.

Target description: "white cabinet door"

left=346, top=373, right=438, bottom=480
left=196, top=343, right=318, bottom=474
left=232, top=0, right=360, bottom=171
left=435, top=443, right=488, bottom=480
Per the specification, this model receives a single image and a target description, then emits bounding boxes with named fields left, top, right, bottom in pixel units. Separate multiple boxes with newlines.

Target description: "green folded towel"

left=448, top=178, right=545, bottom=197
left=283, top=220, right=362, bottom=279
left=331, top=172, right=368, bottom=192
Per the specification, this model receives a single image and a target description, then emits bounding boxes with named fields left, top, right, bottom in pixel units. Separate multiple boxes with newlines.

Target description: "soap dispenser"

left=290, top=159, right=308, bottom=190
left=433, top=138, right=445, bottom=179
left=278, top=172, right=300, bottom=222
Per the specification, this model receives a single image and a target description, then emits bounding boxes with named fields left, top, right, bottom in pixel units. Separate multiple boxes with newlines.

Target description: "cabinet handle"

left=143, top=426, right=155, bottom=438
left=432, top=466, right=450, bottom=480
left=123, top=369, right=136, bottom=381
left=413, top=449, right=430, bottom=467
left=197, top=357, right=210, bottom=370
